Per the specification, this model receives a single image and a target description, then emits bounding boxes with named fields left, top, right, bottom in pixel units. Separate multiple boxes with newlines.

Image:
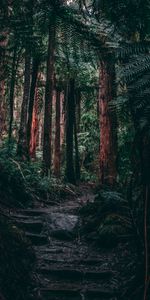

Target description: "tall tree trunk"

left=60, top=91, right=65, bottom=148
left=43, top=20, right=55, bottom=175
left=131, top=106, right=150, bottom=300
left=99, top=58, right=117, bottom=185
left=74, top=90, right=81, bottom=181
left=65, top=79, right=75, bottom=184
left=74, top=112, right=80, bottom=181
left=17, top=48, right=31, bottom=158
left=129, top=89, right=150, bottom=300
left=0, top=33, right=7, bottom=140
left=8, top=44, right=17, bottom=143
left=29, top=86, right=39, bottom=158
left=38, top=103, right=44, bottom=152
left=61, top=86, right=67, bottom=149
left=54, top=89, right=61, bottom=177
left=27, top=57, right=39, bottom=154
left=0, top=80, right=5, bottom=140
left=76, top=89, right=81, bottom=132
left=141, top=133, right=150, bottom=300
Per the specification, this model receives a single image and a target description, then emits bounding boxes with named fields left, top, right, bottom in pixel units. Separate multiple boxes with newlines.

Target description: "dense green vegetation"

left=0, top=0, right=150, bottom=299
left=0, top=217, right=35, bottom=300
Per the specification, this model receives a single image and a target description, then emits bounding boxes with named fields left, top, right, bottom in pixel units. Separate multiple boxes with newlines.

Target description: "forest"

left=0, top=0, right=150, bottom=300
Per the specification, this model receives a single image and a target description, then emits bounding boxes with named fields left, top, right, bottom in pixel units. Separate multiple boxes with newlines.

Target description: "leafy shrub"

left=80, top=188, right=133, bottom=246
left=0, top=151, right=33, bottom=208
left=0, top=146, right=75, bottom=207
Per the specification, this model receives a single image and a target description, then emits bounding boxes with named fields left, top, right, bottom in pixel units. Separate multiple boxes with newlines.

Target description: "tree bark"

left=0, top=33, right=7, bottom=140
left=27, top=57, right=39, bottom=155
left=43, top=20, right=56, bottom=175
left=99, top=58, right=117, bottom=185
left=8, top=44, right=17, bottom=143
left=17, top=48, right=31, bottom=158
left=29, top=86, right=39, bottom=158
left=76, top=89, right=81, bottom=132
left=65, top=79, right=75, bottom=184
left=0, top=80, right=5, bottom=140
left=60, top=91, right=65, bottom=148
left=129, top=83, right=150, bottom=300
left=54, top=89, right=61, bottom=177
left=141, top=133, right=150, bottom=300
left=74, top=112, right=80, bottom=181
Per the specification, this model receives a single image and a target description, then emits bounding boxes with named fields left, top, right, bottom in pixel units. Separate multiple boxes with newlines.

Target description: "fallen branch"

left=10, top=158, right=26, bottom=182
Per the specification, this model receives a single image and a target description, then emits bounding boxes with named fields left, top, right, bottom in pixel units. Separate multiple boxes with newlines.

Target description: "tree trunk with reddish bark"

left=29, top=86, right=39, bottom=158
left=27, top=57, right=39, bottom=155
left=99, top=58, right=117, bottom=185
left=17, top=48, right=31, bottom=158
left=43, top=19, right=56, bottom=175
left=54, top=89, right=61, bottom=177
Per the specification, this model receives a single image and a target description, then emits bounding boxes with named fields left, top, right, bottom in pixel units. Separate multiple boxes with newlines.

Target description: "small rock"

left=45, top=213, right=79, bottom=240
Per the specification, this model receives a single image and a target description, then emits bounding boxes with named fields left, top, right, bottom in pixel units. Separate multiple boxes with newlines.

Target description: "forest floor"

left=7, top=183, right=139, bottom=300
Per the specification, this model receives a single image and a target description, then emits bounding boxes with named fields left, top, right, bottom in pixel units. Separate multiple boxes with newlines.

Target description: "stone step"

left=25, top=233, right=48, bottom=245
left=37, top=261, right=111, bottom=271
left=17, top=209, right=47, bottom=216
left=49, top=229, right=77, bottom=241
left=85, top=288, right=117, bottom=299
left=34, top=243, right=104, bottom=255
left=34, top=242, right=80, bottom=251
left=38, top=267, right=82, bottom=281
left=39, top=284, right=116, bottom=299
left=11, top=213, right=42, bottom=221
left=37, top=257, right=104, bottom=266
left=35, top=245, right=108, bottom=266
left=40, top=288, right=80, bottom=300
left=37, top=266, right=113, bottom=281
left=14, top=220, right=43, bottom=234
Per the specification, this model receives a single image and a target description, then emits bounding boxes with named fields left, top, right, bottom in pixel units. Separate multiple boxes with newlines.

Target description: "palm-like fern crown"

left=1, top=0, right=150, bottom=134
left=91, top=0, right=150, bottom=134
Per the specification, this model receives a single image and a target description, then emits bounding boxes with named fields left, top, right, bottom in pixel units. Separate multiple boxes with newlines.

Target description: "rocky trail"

left=10, top=185, right=119, bottom=300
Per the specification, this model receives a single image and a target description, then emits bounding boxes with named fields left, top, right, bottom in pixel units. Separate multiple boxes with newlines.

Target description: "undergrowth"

left=0, top=217, right=35, bottom=300
left=0, top=145, right=75, bottom=208
left=80, top=187, right=134, bottom=246
left=79, top=185, right=146, bottom=300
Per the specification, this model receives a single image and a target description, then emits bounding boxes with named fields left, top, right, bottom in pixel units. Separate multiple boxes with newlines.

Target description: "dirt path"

left=10, top=184, right=119, bottom=300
